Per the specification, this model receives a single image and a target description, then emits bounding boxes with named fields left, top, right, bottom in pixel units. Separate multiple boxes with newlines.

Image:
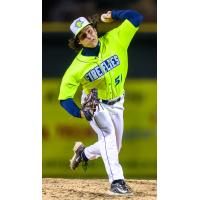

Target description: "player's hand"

left=81, top=88, right=100, bottom=121
left=81, top=110, right=92, bottom=121
left=82, top=110, right=93, bottom=121
left=101, top=11, right=114, bottom=23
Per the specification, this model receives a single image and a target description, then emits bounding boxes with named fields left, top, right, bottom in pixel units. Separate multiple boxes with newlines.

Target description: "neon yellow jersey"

left=58, top=19, right=139, bottom=100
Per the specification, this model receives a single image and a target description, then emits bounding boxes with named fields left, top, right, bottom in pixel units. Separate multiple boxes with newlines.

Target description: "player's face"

left=78, top=25, right=98, bottom=48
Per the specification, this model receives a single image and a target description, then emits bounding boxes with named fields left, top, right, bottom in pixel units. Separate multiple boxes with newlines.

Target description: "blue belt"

left=101, top=97, right=121, bottom=105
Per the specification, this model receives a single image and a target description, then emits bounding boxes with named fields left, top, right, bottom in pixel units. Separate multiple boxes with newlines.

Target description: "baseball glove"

left=82, top=88, right=100, bottom=121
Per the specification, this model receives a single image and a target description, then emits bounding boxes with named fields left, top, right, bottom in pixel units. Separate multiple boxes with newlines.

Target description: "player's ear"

left=93, top=28, right=97, bottom=34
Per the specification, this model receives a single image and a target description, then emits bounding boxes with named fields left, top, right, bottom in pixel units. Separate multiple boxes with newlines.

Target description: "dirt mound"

left=42, top=178, right=156, bottom=200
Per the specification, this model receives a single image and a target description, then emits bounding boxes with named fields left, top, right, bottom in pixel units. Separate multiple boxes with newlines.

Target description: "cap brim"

left=74, top=23, right=92, bottom=38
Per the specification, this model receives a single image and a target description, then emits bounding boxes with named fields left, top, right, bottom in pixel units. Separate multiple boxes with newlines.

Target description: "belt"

left=101, top=97, right=121, bottom=105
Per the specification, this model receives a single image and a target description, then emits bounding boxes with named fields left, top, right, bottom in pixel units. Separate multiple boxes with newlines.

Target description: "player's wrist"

left=80, top=110, right=85, bottom=118
left=81, top=110, right=93, bottom=121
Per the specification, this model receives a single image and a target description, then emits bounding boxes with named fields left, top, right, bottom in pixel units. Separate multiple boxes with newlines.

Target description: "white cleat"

left=69, top=142, right=85, bottom=170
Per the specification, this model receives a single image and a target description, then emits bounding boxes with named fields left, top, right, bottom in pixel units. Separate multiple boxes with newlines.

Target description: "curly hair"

left=68, top=14, right=101, bottom=52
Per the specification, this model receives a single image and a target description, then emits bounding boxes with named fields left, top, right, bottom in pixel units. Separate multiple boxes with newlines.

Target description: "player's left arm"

left=101, top=10, right=144, bottom=49
left=101, top=9, right=143, bottom=27
left=111, top=10, right=143, bottom=28
left=113, top=10, right=143, bottom=48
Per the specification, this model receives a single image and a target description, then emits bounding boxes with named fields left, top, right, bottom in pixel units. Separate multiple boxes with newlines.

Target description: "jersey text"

left=84, top=55, right=120, bottom=82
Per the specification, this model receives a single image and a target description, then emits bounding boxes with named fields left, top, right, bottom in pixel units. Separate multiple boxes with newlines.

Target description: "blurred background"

left=42, top=0, right=157, bottom=179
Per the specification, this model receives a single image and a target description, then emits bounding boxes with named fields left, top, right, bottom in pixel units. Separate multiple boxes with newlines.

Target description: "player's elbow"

left=138, top=14, right=144, bottom=23
left=127, top=10, right=144, bottom=27
left=60, top=99, right=67, bottom=108
left=60, top=99, right=81, bottom=118
left=135, top=14, right=144, bottom=26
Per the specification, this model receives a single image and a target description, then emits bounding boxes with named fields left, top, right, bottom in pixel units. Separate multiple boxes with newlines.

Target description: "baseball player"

left=58, top=9, right=143, bottom=195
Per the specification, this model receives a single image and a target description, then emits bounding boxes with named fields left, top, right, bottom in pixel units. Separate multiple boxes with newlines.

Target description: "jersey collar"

left=81, top=42, right=100, bottom=57
left=76, top=38, right=104, bottom=62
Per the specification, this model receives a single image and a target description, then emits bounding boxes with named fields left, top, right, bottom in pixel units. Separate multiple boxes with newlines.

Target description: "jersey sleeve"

left=107, top=19, right=139, bottom=50
left=58, top=69, right=80, bottom=100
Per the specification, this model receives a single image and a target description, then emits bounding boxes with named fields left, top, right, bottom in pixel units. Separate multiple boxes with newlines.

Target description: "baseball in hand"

left=101, top=11, right=114, bottom=23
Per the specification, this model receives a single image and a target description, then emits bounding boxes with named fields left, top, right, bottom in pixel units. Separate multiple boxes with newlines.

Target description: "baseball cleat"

left=108, top=180, right=133, bottom=196
left=69, top=141, right=86, bottom=170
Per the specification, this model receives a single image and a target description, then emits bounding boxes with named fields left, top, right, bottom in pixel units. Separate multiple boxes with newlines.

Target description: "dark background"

left=42, top=0, right=157, bottom=79
left=43, top=0, right=157, bottom=22
left=42, top=32, right=157, bottom=78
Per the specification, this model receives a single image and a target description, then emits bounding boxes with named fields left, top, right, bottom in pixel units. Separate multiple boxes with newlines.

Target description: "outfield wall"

left=42, top=78, right=157, bottom=178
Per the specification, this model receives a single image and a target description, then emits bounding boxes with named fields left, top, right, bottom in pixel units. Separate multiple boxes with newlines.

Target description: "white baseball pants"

left=82, top=93, right=125, bottom=183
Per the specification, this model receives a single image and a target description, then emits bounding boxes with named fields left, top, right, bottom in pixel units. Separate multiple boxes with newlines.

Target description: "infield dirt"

left=42, top=178, right=156, bottom=200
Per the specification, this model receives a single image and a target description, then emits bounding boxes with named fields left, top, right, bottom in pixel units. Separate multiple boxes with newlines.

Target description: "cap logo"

left=75, top=19, right=84, bottom=28
left=70, top=17, right=90, bottom=36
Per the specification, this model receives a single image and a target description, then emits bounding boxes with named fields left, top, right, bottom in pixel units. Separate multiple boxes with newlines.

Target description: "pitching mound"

left=42, top=178, right=156, bottom=200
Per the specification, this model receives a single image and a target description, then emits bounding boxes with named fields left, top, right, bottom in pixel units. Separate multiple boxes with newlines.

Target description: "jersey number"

left=115, top=74, right=122, bottom=86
